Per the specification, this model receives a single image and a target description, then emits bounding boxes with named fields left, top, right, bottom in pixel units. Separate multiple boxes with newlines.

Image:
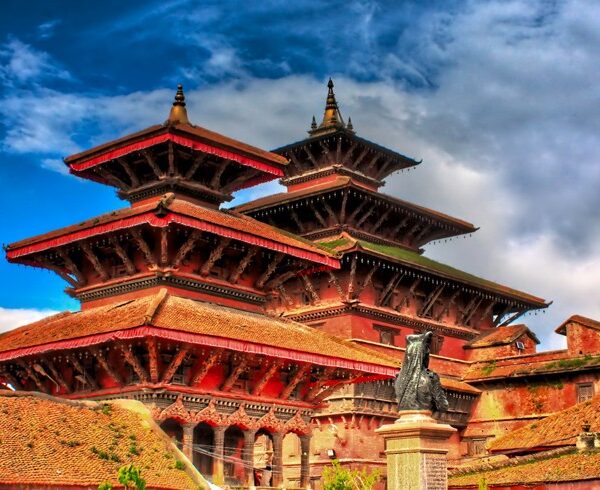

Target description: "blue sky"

left=1, top=0, right=600, bottom=349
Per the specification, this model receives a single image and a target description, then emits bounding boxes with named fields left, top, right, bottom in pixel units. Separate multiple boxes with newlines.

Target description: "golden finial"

left=311, top=115, right=317, bottom=130
left=167, top=84, right=190, bottom=125
left=347, top=117, right=354, bottom=132
left=309, top=78, right=345, bottom=136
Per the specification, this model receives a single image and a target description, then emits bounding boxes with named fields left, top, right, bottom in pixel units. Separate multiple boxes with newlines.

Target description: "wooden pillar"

left=182, top=422, right=196, bottom=461
left=271, top=432, right=284, bottom=487
left=300, top=434, right=311, bottom=488
left=243, top=428, right=257, bottom=488
left=213, top=426, right=226, bottom=486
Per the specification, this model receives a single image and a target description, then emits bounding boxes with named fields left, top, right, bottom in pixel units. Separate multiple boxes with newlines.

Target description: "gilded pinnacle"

left=167, top=84, right=190, bottom=125
left=309, top=78, right=349, bottom=136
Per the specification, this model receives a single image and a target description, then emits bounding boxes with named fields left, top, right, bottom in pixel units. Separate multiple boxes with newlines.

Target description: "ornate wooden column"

left=300, top=434, right=311, bottom=488
left=271, top=432, right=284, bottom=487
left=182, top=422, right=196, bottom=461
left=243, top=428, right=257, bottom=487
left=213, top=426, right=226, bottom=485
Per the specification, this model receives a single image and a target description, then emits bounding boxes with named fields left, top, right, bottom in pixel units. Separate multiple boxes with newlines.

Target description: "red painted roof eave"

left=5, top=211, right=340, bottom=270
left=67, top=132, right=285, bottom=177
left=0, top=325, right=397, bottom=377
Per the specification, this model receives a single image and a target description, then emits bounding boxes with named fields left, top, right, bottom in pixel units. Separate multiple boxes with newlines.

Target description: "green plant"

left=118, top=464, right=146, bottom=490
left=323, top=460, right=380, bottom=490
left=478, top=477, right=488, bottom=490
left=98, top=482, right=113, bottom=490
left=174, top=460, right=185, bottom=470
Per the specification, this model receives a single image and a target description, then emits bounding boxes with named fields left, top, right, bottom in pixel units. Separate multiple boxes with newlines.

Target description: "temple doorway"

left=160, top=418, right=183, bottom=448
left=193, top=423, right=214, bottom=476
left=224, top=426, right=245, bottom=485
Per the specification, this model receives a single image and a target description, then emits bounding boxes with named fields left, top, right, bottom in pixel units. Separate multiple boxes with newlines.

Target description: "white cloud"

left=40, top=158, right=70, bottom=175
left=0, top=307, right=60, bottom=334
left=37, top=20, right=61, bottom=39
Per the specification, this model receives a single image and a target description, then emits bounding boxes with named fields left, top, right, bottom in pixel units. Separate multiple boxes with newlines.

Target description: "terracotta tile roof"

left=6, top=195, right=338, bottom=267
left=487, top=394, right=600, bottom=453
left=0, top=290, right=398, bottom=375
left=556, top=314, right=600, bottom=335
left=464, top=352, right=600, bottom=381
left=65, top=122, right=288, bottom=168
left=465, top=325, right=539, bottom=349
left=449, top=448, right=600, bottom=487
left=317, top=235, right=548, bottom=308
left=0, top=391, right=203, bottom=489
left=233, top=176, right=476, bottom=232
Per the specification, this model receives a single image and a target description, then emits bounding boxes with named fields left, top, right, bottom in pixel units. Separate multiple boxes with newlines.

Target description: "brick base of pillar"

left=376, top=410, right=456, bottom=490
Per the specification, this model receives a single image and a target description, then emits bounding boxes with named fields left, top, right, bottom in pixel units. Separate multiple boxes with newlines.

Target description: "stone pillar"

left=182, top=423, right=196, bottom=461
left=376, top=410, right=456, bottom=490
left=299, top=434, right=311, bottom=488
left=243, top=428, right=257, bottom=488
left=213, top=426, right=226, bottom=486
left=271, top=432, right=284, bottom=487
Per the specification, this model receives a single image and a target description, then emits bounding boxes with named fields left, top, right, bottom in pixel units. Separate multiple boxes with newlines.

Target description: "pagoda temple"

left=0, top=86, right=402, bottom=488
left=235, top=79, right=551, bottom=477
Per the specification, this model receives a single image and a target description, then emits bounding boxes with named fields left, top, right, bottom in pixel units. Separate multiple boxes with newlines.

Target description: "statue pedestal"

left=376, top=410, right=456, bottom=490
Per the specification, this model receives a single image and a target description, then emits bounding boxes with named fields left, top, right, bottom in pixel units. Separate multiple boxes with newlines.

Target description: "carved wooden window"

left=467, top=438, right=487, bottom=456
left=577, top=383, right=594, bottom=403
left=430, top=334, right=444, bottom=355
left=374, top=325, right=397, bottom=346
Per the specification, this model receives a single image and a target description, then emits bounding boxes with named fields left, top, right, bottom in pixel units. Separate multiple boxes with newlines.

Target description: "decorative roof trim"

left=69, top=132, right=284, bottom=177
left=0, top=325, right=397, bottom=377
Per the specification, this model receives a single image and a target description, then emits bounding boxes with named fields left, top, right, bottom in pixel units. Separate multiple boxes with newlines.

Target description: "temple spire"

left=166, top=84, right=190, bottom=125
left=308, top=78, right=347, bottom=136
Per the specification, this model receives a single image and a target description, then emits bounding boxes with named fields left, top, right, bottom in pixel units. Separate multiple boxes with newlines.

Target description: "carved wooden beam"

left=375, top=157, right=394, bottom=179
left=418, top=284, right=445, bottom=318
left=413, top=224, right=433, bottom=244
left=229, top=246, right=258, bottom=284
left=397, top=277, right=421, bottom=310
left=68, top=355, right=99, bottom=391
left=404, top=221, right=422, bottom=242
left=189, top=350, right=220, bottom=385
left=221, top=358, right=248, bottom=392
left=289, top=150, right=308, bottom=172
left=222, top=170, right=260, bottom=194
left=130, top=229, right=156, bottom=268
left=280, top=364, right=311, bottom=400
left=312, top=380, right=354, bottom=404
left=363, top=154, right=381, bottom=174
left=319, top=141, right=334, bottom=165
left=340, top=190, right=348, bottom=223
left=160, top=228, right=169, bottom=267
left=146, top=338, right=159, bottom=383
left=305, top=368, right=336, bottom=401
left=56, top=249, right=86, bottom=286
left=435, top=289, right=460, bottom=322
left=353, top=264, right=378, bottom=300
left=209, top=159, right=230, bottom=188
left=120, top=346, right=149, bottom=383
left=185, top=154, right=207, bottom=179
left=328, top=271, right=345, bottom=299
left=81, top=243, right=109, bottom=281
left=478, top=300, right=497, bottom=326
left=277, top=285, right=293, bottom=307
left=460, top=297, right=484, bottom=326
left=0, top=371, right=23, bottom=390
left=336, top=136, right=342, bottom=162
left=341, top=141, right=358, bottom=165
left=200, top=237, right=230, bottom=276
left=313, top=207, right=328, bottom=228
left=369, top=208, right=392, bottom=234
left=142, top=150, right=164, bottom=178
left=499, top=308, right=528, bottom=327
left=97, top=167, right=130, bottom=189
left=266, top=270, right=297, bottom=290
left=347, top=200, right=368, bottom=224
left=172, top=230, right=202, bottom=268
left=301, top=275, right=320, bottom=304
left=118, top=158, right=140, bottom=187
left=162, top=346, right=190, bottom=384
left=322, top=201, right=339, bottom=225
left=43, top=359, right=70, bottom=393
left=355, top=206, right=375, bottom=228
left=16, top=361, right=47, bottom=393
left=252, top=359, right=283, bottom=396
left=36, top=255, right=79, bottom=288
left=390, top=216, right=410, bottom=236
left=255, top=253, right=284, bottom=289
left=110, top=238, right=136, bottom=275
left=303, top=145, right=320, bottom=168
left=493, top=304, right=512, bottom=327
left=350, top=148, right=370, bottom=169
left=167, top=141, right=176, bottom=176
left=346, top=255, right=358, bottom=301
left=290, top=210, right=306, bottom=233
left=377, top=272, right=403, bottom=307
left=91, top=348, right=123, bottom=385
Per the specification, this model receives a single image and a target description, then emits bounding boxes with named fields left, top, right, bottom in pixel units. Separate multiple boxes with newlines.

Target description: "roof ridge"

left=144, top=288, right=169, bottom=324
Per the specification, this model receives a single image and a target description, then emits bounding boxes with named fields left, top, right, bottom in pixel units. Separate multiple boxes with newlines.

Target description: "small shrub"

left=323, top=460, right=380, bottom=490
left=118, top=464, right=147, bottom=490
left=174, top=460, right=185, bottom=470
left=98, top=482, right=113, bottom=490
